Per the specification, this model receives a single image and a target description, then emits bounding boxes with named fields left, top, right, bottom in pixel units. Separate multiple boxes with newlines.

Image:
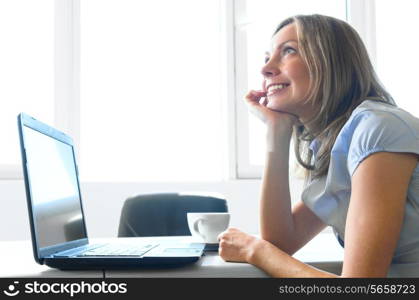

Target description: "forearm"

left=249, top=239, right=338, bottom=278
left=259, top=124, right=295, bottom=251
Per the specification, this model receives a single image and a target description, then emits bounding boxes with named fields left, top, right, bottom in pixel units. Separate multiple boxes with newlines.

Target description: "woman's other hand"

left=218, top=228, right=263, bottom=263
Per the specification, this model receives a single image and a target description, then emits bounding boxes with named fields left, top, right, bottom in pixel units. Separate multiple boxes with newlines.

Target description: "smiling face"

left=261, top=23, right=312, bottom=121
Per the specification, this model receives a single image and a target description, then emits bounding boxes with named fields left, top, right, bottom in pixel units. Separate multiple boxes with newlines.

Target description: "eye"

left=283, top=46, right=296, bottom=55
left=264, top=56, right=270, bottom=64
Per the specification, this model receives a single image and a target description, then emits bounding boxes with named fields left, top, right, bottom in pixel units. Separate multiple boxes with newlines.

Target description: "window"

left=80, top=0, right=225, bottom=181
left=1, top=0, right=381, bottom=182
left=0, top=0, right=54, bottom=178
left=235, top=0, right=349, bottom=178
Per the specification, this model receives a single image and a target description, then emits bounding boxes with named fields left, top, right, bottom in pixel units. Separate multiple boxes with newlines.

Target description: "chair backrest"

left=117, top=193, right=228, bottom=237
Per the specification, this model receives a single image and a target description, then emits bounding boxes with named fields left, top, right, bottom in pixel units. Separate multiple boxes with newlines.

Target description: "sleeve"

left=347, top=110, right=419, bottom=176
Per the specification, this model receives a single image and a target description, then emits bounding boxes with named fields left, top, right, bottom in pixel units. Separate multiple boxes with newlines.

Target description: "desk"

left=0, top=241, right=103, bottom=278
left=0, top=233, right=343, bottom=278
left=107, top=233, right=343, bottom=277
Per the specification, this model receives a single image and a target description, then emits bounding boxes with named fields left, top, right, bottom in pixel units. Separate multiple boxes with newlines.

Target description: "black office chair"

left=117, top=192, right=228, bottom=237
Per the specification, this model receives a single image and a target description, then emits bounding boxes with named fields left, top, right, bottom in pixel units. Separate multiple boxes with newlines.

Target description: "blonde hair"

left=274, top=14, right=395, bottom=179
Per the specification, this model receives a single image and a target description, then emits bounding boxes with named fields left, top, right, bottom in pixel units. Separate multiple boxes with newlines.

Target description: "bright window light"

left=375, top=0, right=419, bottom=117
left=0, top=0, right=54, bottom=166
left=80, top=0, right=224, bottom=182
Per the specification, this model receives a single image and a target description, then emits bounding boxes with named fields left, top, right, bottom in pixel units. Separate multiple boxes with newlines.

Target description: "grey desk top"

left=106, top=233, right=343, bottom=278
left=0, top=233, right=343, bottom=278
left=0, top=241, right=103, bottom=278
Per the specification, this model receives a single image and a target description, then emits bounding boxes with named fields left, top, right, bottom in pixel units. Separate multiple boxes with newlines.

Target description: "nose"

left=261, top=59, right=280, bottom=78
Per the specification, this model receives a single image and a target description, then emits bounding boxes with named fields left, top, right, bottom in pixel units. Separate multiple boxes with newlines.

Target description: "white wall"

left=0, top=178, right=305, bottom=241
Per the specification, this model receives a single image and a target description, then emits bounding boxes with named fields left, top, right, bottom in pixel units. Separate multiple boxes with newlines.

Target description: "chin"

left=267, top=102, right=288, bottom=112
left=266, top=102, right=299, bottom=118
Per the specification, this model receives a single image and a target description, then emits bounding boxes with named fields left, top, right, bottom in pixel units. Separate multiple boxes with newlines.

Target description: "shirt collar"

left=309, top=139, right=319, bottom=156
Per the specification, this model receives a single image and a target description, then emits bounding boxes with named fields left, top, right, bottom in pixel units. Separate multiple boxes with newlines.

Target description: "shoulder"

left=346, top=100, right=419, bottom=138
left=338, top=100, right=419, bottom=175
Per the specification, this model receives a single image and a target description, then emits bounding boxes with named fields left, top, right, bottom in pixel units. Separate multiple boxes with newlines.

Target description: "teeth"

left=268, top=84, right=288, bottom=92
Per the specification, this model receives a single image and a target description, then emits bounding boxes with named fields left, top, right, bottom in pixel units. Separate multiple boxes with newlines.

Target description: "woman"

left=218, top=14, right=419, bottom=277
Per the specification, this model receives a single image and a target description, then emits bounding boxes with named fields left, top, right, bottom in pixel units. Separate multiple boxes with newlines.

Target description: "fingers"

left=218, top=228, right=251, bottom=263
left=260, top=96, right=268, bottom=106
left=244, top=89, right=302, bottom=127
left=217, top=228, right=239, bottom=242
left=217, top=231, right=225, bottom=242
left=244, top=91, right=269, bottom=122
left=245, top=90, right=267, bottom=104
left=218, top=229, right=235, bottom=261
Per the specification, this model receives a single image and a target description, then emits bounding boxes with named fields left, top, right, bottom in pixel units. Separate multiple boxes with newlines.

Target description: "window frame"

left=54, top=0, right=81, bottom=159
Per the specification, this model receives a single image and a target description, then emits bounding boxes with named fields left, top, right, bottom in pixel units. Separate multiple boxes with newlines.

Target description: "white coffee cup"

left=187, top=212, right=230, bottom=244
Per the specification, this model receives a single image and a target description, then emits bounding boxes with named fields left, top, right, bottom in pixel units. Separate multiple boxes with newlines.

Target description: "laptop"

left=17, top=113, right=205, bottom=270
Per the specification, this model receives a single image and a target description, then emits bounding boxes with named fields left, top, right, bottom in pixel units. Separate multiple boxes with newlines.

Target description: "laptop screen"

left=23, top=125, right=87, bottom=248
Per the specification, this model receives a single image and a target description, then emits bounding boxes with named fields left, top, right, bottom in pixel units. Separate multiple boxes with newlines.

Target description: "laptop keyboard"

left=77, top=243, right=159, bottom=257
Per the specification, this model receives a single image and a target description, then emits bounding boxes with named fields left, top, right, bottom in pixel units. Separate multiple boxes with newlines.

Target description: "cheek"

left=285, top=58, right=308, bottom=79
left=290, top=66, right=310, bottom=92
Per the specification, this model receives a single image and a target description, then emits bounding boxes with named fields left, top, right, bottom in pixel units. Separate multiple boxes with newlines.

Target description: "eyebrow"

left=265, top=39, right=298, bottom=56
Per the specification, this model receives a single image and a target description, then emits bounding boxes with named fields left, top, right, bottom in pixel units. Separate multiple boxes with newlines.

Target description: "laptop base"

left=45, top=255, right=202, bottom=270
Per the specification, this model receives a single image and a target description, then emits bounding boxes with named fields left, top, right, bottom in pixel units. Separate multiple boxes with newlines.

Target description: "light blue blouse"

left=302, top=99, right=419, bottom=277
